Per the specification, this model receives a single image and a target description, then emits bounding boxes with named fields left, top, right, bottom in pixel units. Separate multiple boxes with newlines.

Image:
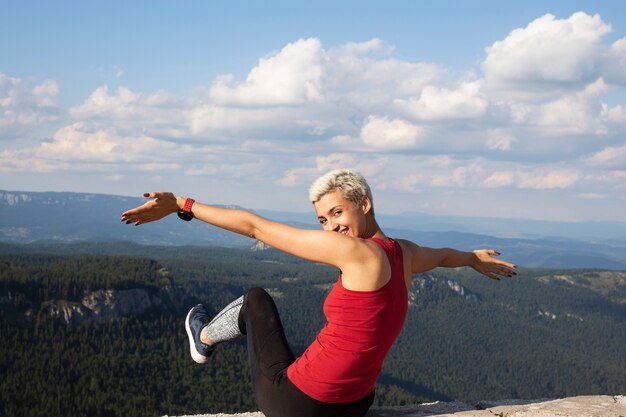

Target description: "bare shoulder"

left=396, top=239, right=419, bottom=260
left=356, top=237, right=389, bottom=263
left=341, top=238, right=389, bottom=291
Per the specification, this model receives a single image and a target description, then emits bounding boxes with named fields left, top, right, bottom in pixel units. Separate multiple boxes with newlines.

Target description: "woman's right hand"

left=120, top=192, right=183, bottom=226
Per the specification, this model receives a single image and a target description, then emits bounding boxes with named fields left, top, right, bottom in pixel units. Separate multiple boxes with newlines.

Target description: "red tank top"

left=287, top=238, right=408, bottom=403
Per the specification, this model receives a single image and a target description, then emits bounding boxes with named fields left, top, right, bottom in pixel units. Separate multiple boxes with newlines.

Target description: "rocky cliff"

left=164, top=396, right=626, bottom=417
left=40, top=287, right=166, bottom=324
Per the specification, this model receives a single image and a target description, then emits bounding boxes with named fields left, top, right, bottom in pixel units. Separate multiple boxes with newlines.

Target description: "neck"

left=364, top=215, right=387, bottom=240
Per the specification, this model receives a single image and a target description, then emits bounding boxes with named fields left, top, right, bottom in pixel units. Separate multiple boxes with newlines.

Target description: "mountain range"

left=1, top=189, right=625, bottom=269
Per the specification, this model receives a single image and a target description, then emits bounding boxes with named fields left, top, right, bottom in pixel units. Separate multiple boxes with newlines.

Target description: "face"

left=313, top=189, right=370, bottom=237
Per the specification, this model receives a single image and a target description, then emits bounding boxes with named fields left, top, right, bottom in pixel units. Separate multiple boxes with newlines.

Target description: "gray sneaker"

left=185, top=304, right=214, bottom=364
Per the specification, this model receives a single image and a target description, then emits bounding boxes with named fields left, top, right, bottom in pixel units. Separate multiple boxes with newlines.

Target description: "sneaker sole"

left=185, top=308, right=209, bottom=364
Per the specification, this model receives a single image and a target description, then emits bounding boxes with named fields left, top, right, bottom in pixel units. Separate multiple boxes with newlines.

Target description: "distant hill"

left=2, top=189, right=626, bottom=269
left=0, top=190, right=256, bottom=247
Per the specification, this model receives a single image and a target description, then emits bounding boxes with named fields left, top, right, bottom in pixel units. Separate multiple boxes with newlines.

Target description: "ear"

left=360, top=196, right=373, bottom=215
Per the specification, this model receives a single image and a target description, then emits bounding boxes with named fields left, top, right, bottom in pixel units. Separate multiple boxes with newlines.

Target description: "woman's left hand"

left=471, top=249, right=517, bottom=280
left=120, top=192, right=182, bottom=226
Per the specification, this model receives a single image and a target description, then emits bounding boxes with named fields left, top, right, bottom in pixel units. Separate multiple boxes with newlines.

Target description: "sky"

left=1, top=0, right=626, bottom=222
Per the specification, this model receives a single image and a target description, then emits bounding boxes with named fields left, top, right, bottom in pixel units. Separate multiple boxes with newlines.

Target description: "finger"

left=121, top=208, right=145, bottom=220
left=501, top=261, right=517, bottom=270
left=491, top=258, right=517, bottom=270
left=145, top=191, right=173, bottom=200
left=121, top=209, right=137, bottom=219
left=494, top=262, right=513, bottom=271
left=121, top=199, right=153, bottom=216
left=497, top=269, right=513, bottom=278
left=120, top=212, right=136, bottom=222
left=130, top=216, right=150, bottom=226
left=123, top=215, right=141, bottom=224
left=485, top=272, right=501, bottom=281
left=499, top=267, right=517, bottom=277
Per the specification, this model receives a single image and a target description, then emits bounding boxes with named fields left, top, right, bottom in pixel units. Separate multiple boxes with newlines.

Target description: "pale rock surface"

left=40, top=288, right=164, bottom=324
left=164, top=395, right=626, bottom=417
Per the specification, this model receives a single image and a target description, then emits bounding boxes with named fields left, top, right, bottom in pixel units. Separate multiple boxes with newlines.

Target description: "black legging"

left=237, top=287, right=375, bottom=417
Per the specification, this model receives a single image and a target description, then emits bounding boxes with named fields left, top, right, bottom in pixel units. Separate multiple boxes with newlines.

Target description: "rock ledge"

left=164, top=395, right=626, bottom=417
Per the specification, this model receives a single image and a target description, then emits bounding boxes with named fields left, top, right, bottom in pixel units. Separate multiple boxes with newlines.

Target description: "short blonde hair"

left=309, top=169, right=374, bottom=211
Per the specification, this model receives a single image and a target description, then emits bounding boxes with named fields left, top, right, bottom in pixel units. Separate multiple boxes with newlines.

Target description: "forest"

left=1, top=241, right=625, bottom=417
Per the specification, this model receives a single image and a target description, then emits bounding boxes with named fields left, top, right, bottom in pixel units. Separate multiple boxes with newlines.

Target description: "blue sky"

left=2, top=1, right=626, bottom=222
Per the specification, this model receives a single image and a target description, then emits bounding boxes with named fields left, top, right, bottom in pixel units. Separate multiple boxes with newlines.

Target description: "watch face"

left=177, top=210, right=193, bottom=221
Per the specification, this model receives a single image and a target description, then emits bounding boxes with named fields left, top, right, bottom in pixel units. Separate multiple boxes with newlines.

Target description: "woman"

left=121, top=169, right=516, bottom=417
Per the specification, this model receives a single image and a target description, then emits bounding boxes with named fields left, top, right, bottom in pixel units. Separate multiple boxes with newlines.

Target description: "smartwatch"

left=177, top=198, right=195, bottom=221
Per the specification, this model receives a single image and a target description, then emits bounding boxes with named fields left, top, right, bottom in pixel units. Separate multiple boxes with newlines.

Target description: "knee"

left=239, top=288, right=275, bottom=335
left=243, top=287, right=278, bottom=317
left=245, top=287, right=271, bottom=306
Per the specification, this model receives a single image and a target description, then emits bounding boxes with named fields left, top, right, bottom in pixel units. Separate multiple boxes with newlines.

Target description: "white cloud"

left=188, top=104, right=299, bottom=138
left=395, top=81, right=488, bottom=120
left=604, top=37, right=626, bottom=86
left=209, top=38, right=325, bottom=106
left=69, top=86, right=193, bottom=137
left=40, top=123, right=187, bottom=162
left=483, top=12, right=611, bottom=100
left=316, top=153, right=355, bottom=172
left=486, top=129, right=515, bottom=151
left=69, top=85, right=141, bottom=119
left=318, top=39, right=442, bottom=114
left=105, top=173, right=123, bottom=182
left=603, top=104, right=626, bottom=124
left=583, top=169, right=626, bottom=191
left=520, top=169, right=580, bottom=189
left=450, top=163, right=486, bottom=187
left=394, top=174, right=424, bottom=192
left=58, top=31, right=622, bottom=164
left=3, top=24, right=626, bottom=220
left=275, top=153, right=386, bottom=190
left=430, top=163, right=486, bottom=187
left=206, top=37, right=442, bottom=121
left=339, top=38, right=395, bottom=56
left=32, top=80, right=59, bottom=105
left=277, top=169, right=301, bottom=187
left=0, top=73, right=61, bottom=135
left=0, top=148, right=69, bottom=173
left=479, top=12, right=626, bottom=143
left=276, top=166, right=321, bottom=187
left=484, top=171, right=515, bottom=187
left=360, top=115, right=423, bottom=149
left=530, top=78, right=610, bottom=135
left=585, top=144, right=626, bottom=168
left=426, top=156, right=454, bottom=167
left=328, top=134, right=357, bottom=146
left=0, top=122, right=202, bottom=172
left=485, top=168, right=580, bottom=189
left=186, top=161, right=262, bottom=177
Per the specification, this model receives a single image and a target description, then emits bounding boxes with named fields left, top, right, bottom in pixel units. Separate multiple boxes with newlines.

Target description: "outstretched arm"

left=120, top=192, right=370, bottom=270
left=399, top=240, right=517, bottom=281
left=121, top=192, right=275, bottom=238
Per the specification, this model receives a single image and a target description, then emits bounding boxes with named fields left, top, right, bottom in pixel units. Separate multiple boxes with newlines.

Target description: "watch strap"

left=177, top=198, right=195, bottom=221
left=182, top=198, right=195, bottom=213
